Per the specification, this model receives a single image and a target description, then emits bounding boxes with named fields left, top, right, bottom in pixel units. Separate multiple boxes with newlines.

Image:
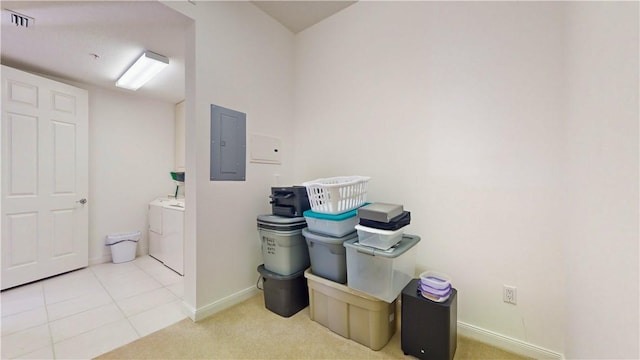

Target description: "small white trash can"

left=105, top=231, right=140, bottom=263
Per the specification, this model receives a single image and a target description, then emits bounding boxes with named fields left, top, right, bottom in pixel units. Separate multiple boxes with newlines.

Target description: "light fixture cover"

left=115, top=51, right=169, bottom=90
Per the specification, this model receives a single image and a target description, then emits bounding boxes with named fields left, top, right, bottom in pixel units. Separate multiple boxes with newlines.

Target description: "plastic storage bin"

left=105, top=231, right=140, bottom=264
left=420, top=271, right=451, bottom=290
left=257, top=215, right=309, bottom=275
left=258, top=265, right=308, bottom=317
left=344, top=235, right=420, bottom=303
left=419, top=270, right=452, bottom=302
left=303, top=228, right=357, bottom=284
left=304, top=269, right=396, bottom=351
left=302, top=176, right=370, bottom=215
left=303, top=208, right=358, bottom=237
left=355, top=224, right=405, bottom=250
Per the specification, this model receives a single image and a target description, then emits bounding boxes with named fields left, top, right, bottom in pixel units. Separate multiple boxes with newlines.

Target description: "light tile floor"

left=1, top=255, right=186, bottom=359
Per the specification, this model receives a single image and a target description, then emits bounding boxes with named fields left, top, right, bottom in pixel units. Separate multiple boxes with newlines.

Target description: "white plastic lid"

left=105, top=231, right=141, bottom=245
left=343, top=234, right=420, bottom=258
left=354, top=224, right=403, bottom=236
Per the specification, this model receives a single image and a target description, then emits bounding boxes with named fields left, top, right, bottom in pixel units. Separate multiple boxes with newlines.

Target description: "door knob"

left=76, top=198, right=87, bottom=205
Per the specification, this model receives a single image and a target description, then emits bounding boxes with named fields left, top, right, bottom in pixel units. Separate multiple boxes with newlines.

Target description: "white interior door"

left=1, top=65, right=89, bottom=290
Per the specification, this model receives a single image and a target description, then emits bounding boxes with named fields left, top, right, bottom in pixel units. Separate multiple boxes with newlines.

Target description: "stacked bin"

left=256, top=186, right=312, bottom=318
left=302, top=209, right=359, bottom=284
left=257, top=214, right=309, bottom=276
left=344, top=202, right=419, bottom=303
left=300, top=176, right=400, bottom=351
left=301, top=177, right=370, bottom=284
left=304, top=269, right=397, bottom=351
left=355, top=203, right=411, bottom=250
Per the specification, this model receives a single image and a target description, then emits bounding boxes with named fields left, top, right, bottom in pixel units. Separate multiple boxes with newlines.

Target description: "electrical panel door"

left=210, top=104, right=246, bottom=181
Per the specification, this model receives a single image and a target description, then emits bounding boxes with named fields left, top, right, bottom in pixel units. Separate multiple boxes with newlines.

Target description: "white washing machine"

left=148, top=197, right=184, bottom=275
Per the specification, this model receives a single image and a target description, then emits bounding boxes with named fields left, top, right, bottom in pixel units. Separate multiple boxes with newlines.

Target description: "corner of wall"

left=186, top=286, right=260, bottom=322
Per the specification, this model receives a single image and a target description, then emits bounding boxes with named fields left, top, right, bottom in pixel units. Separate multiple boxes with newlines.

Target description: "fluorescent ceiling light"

left=115, top=51, right=169, bottom=90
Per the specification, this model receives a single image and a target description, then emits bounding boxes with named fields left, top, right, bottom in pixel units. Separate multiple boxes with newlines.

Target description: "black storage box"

left=357, top=203, right=403, bottom=223
left=401, top=279, right=457, bottom=360
left=270, top=186, right=311, bottom=217
left=359, top=211, right=411, bottom=231
left=257, top=264, right=309, bottom=317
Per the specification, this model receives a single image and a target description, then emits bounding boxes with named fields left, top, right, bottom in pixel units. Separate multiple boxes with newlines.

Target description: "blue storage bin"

left=303, top=208, right=359, bottom=237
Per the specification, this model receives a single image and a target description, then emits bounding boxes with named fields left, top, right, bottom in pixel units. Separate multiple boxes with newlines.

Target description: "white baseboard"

left=89, top=255, right=112, bottom=266
left=176, top=288, right=563, bottom=359
left=89, top=250, right=150, bottom=266
left=182, top=285, right=260, bottom=322
left=458, top=321, right=564, bottom=360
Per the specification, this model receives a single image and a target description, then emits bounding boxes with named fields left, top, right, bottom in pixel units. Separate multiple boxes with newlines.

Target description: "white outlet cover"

left=503, top=285, right=517, bottom=304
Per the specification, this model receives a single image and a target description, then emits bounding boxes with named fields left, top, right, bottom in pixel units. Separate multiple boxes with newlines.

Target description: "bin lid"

left=257, top=214, right=306, bottom=225
left=302, top=227, right=357, bottom=245
left=303, top=208, right=357, bottom=221
left=105, top=231, right=141, bottom=245
left=271, top=185, right=307, bottom=193
left=343, top=234, right=420, bottom=258
left=257, top=264, right=306, bottom=280
left=303, top=202, right=369, bottom=221
left=257, top=214, right=306, bottom=231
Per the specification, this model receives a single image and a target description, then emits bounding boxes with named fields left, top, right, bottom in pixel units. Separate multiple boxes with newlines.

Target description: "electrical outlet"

left=503, top=285, right=517, bottom=305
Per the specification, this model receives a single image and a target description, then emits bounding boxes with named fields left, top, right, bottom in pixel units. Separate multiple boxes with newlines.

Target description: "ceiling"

left=252, top=1, right=356, bottom=34
left=0, top=1, right=356, bottom=104
left=1, top=1, right=191, bottom=104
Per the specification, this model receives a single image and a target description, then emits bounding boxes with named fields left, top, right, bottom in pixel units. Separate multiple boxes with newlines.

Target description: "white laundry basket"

left=105, top=231, right=141, bottom=263
left=302, top=176, right=370, bottom=214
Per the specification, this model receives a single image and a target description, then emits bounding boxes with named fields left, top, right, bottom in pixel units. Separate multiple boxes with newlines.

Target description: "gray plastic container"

left=257, top=214, right=309, bottom=275
left=303, top=228, right=357, bottom=284
left=258, top=264, right=308, bottom=317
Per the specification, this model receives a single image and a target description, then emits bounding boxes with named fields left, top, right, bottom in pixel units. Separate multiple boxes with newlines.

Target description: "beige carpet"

left=97, top=294, right=531, bottom=359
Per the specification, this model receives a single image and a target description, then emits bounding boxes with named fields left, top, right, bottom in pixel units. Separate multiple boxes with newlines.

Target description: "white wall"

left=88, top=85, right=176, bottom=263
left=161, top=1, right=638, bottom=357
left=564, top=2, right=639, bottom=359
left=163, top=1, right=295, bottom=317
left=294, top=1, right=567, bottom=355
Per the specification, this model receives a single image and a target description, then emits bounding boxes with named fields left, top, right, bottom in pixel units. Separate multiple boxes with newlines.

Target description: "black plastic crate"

left=257, top=264, right=308, bottom=317
left=270, top=186, right=311, bottom=217
left=359, top=211, right=411, bottom=231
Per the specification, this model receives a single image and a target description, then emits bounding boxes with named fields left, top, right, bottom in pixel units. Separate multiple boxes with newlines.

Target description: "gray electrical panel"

left=210, top=104, right=246, bottom=181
